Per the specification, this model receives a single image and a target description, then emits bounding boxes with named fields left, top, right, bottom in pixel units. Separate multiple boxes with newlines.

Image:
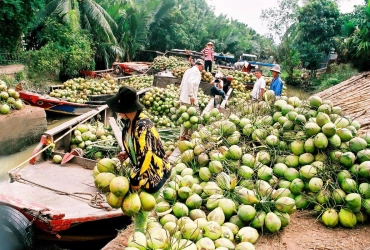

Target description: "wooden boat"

left=18, top=89, right=103, bottom=116
left=0, top=105, right=127, bottom=247
left=0, top=87, right=154, bottom=248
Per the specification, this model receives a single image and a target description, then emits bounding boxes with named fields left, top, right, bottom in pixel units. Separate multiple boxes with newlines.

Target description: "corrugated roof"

left=316, top=71, right=370, bottom=133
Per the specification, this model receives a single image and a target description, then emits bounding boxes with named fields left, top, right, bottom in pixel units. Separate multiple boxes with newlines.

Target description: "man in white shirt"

left=179, top=59, right=204, bottom=140
left=251, top=68, right=265, bottom=101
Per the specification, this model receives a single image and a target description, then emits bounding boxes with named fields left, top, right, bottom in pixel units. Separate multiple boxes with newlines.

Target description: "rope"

left=12, top=173, right=112, bottom=211
left=8, top=107, right=106, bottom=174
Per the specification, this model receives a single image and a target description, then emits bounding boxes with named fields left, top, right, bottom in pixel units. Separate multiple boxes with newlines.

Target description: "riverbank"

left=0, top=105, right=47, bottom=155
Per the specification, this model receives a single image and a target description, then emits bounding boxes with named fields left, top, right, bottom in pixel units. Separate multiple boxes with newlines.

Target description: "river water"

left=0, top=117, right=72, bottom=182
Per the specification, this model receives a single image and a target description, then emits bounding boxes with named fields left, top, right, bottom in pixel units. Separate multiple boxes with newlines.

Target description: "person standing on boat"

left=106, top=86, right=171, bottom=232
left=269, top=64, right=283, bottom=96
left=178, top=59, right=204, bottom=141
left=251, top=68, right=266, bottom=101
left=201, top=42, right=214, bottom=72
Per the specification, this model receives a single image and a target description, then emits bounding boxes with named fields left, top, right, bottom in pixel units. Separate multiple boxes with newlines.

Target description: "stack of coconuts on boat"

left=94, top=89, right=370, bottom=250
left=0, top=80, right=24, bottom=115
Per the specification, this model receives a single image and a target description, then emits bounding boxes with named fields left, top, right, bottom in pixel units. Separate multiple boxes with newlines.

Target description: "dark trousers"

left=205, top=60, right=212, bottom=72
left=210, top=86, right=225, bottom=106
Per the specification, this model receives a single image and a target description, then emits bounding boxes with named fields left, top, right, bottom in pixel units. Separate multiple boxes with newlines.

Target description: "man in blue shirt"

left=269, top=64, right=283, bottom=96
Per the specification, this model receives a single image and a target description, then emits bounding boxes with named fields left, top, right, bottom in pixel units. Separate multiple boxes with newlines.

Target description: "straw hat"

left=270, top=64, right=281, bottom=73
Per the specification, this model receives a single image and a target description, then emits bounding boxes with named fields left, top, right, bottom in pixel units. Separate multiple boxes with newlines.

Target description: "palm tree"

left=37, top=0, right=121, bottom=68
left=105, top=0, right=176, bottom=61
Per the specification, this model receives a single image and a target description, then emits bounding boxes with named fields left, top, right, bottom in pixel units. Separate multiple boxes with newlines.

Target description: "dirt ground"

left=102, top=211, right=370, bottom=250
left=255, top=211, right=370, bottom=250
left=0, top=64, right=25, bottom=75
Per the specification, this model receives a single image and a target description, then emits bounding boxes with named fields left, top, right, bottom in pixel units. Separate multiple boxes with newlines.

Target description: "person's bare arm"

left=259, top=88, right=265, bottom=100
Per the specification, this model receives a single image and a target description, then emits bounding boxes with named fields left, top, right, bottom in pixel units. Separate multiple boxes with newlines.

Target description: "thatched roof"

left=316, top=71, right=370, bottom=133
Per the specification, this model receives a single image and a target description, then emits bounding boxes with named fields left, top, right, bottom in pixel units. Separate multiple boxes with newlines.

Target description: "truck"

left=239, top=53, right=275, bottom=72
left=214, top=53, right=235, bottom=67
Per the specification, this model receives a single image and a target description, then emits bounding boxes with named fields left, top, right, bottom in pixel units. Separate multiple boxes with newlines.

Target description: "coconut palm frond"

left=80, top=0, right=117, bottom=44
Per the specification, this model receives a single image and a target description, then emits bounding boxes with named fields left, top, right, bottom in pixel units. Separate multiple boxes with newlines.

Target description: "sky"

left=206, top=0, right=365, bottom=37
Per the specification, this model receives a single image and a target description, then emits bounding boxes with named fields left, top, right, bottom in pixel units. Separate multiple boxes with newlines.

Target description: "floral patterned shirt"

left=122, top=112, right=171, bottom=193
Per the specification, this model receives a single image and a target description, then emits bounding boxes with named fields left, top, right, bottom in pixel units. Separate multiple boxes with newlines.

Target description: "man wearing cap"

left=269, top=64, right=283, bottom=96
left=179, top=59, right=204, bottom=140
left=201, top=42, right=214, bottom=72
left=106, top=86, right=172, bottom=232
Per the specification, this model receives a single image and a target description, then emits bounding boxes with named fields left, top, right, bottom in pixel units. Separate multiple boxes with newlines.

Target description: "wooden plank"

left=109, top=117, right=124, bottom=150
left=201, top=97, right=216, bottom=116
left=220, top=87, right=233, bottom=109
left=168, top=147, right=181, bottom=164
left=45, top=105, right=108, bottom=137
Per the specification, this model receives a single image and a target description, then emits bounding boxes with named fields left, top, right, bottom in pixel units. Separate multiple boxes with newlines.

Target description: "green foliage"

left=32, top=0, right=118, bottom=69
left=0, top=0, right=44, bottom=52
left=25, top=20, right=95, bottom=79
left=311, top=63, right=358, bottom=91
left=296, top=0, right=341, bottom=70
left=261, top=0, right=300, bottom=79
left=341, top=2, right=370, bottom=70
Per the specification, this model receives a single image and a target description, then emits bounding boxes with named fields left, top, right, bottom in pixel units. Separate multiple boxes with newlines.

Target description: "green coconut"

left=339, top=152, right=356, bottom=167
left=336, top=128, right=353, bottom=142
left=238, top=226, right=259, bottom=243
left=284, top=154, right=300, bottom=168
left=314, top=133, right=328, bottom=149
left=275, top=197, right=296, bottom=213
left=299, top=153, right=315, bottom=165
left=349, top=137, right=368, bottom=153
left=309, top=96, right=322, bottom=108
left=316, top=190, right=330, bottom=204
left=359, top=161, right=370, bottom=178
left=328, top=134, right=341, bottom=148
left=322, top=209, right=339, bottom=228
left=299, top=165, right=317, bottom=179
left=316, top=112, right=331, bottom=127
left=335, top=117, right=351, bottom=129
left=359, top=183, right=370, bottom=199
left=238, top=165, right=254, bottom=179
left=305, top=122, right=321, bottom=136
left=291, top=140, right=305, bottom=156
left=332, top=189, right=346, bottom=205
left=322, top=122, right=336, bottom=137
left=340, top=178, right=358, bottom=193
left=284, top=168, right=300, bottom=182
left=357, top=149, right=370, bottom=163
left=273, top=163, right=288, bottom=177
left=290, top=178, right=305, bottom=194
left=345, top=193, right=362, bottom=212
left=294, top=194, right=309, bottom=209
left=295, top=114, right=307, bottom=125
left=241, top=153, right=256, bottom=167
left=304, top=138, right=316, bottom=153
left=308, top=177, right=323, bottom=193
left=338, top=208, right=357, bottom=228
left=264, top=212, right=281, bottom=233
left=337, top=170, right=352, bottom=183
left=250, top=211, right=266, bottom=229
